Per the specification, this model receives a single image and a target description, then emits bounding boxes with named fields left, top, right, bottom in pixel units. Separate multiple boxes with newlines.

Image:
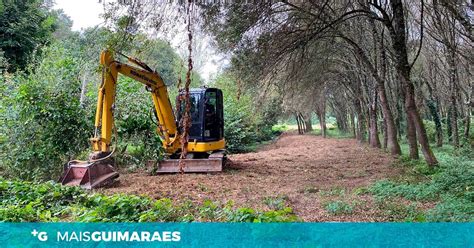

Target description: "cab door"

left=203, top=89, right=223, bottom=141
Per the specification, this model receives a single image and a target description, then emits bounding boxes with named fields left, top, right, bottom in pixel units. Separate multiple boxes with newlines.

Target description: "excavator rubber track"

left=148, top=150, right=225, bottom=173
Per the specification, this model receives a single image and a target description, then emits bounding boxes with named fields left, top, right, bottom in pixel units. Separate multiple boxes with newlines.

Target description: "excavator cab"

left=177, top=88, right=224, bottom=144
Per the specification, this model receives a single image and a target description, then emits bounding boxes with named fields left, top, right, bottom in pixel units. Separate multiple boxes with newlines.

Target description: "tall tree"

left=0, top=0, right=57, bottom=72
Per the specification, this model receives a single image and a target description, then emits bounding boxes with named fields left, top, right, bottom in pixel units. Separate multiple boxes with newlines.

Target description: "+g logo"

left=31, top=229, right=48, bottom=241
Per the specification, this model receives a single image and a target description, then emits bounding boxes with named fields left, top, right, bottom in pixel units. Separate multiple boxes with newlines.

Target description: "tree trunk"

left=464, top=110, right=471, bottom=142
left=382, top=115, right=388, bottom=150
left=354, top=99, right=365, bottom=142
left=450, top=95, right=459, bottom=147
left=79, top=72, right=88, bottom=107
left=377, top=81, right=401, bottom=155
left=425, top=82, right=443, bottom=147
left=448, top=48, right=460, bottom=147
left=390, top=0, right=438, bottom=166
left=369, top=94, right=381, bottom=148
left=370, top=9, right=402, bottom=155
left=304, top=115, right=313, bottom=132
left=316, top=92, right=327, bottom=137
left=299, top=113, right=307, bottom=133
left=350, top=112, right=356, bottom=138
left=431, top=101, right=444, bottom=147
left=397, top=75, right=420, bottom=159
left=295, top=113, right=302, bottom=135
left=316, top=110, right=327, bottom=138
left=321, top=111, right=326, bottom=137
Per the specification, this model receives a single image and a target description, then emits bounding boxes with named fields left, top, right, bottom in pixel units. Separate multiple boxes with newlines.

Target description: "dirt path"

left=101, top=133, right=401, bottom=221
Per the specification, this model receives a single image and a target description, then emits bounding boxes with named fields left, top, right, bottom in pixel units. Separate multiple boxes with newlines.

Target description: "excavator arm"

left=92, top=50, right=180, bottom=154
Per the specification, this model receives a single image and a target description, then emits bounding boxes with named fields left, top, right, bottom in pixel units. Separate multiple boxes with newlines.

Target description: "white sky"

left=52, top=0, right=224, bottom=82
left=53, top=0, right=104, bottom=31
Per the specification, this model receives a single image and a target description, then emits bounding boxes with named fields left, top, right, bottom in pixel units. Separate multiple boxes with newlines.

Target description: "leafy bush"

left=0, top=44, right=90, bottom=180
left=224, top=104, right=256, bottom=152
left=263, top=195, right=289, bottom=210
left=271, top=124, right=288, bottom=135
left=214, top=73, right=280, bottom=153
left=423, top=120, right=437, bottom=143
left=0, top=178, right=299, bottom=222
left=324, top=201, right=354, bottom=215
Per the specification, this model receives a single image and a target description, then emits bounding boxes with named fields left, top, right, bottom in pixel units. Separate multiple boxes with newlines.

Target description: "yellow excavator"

left=60, top=50, right=226, bottom=189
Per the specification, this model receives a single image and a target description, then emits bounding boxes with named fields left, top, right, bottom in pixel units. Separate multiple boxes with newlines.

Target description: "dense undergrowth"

left=369, top=144, right=473, bottom=222
left=0, top=178, right=298, bottom=222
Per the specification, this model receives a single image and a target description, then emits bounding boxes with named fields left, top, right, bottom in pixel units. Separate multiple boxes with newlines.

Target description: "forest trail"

left=101, top=133, right=402, bottom=221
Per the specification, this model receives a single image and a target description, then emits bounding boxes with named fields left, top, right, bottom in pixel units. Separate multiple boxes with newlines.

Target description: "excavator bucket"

left=148, top=151, right=225, bottom=173
left=60, top=161, right=119, bottom=189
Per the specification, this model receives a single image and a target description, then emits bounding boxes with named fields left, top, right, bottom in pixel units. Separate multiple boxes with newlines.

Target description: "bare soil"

left=100, top=132, right=403, bottom=221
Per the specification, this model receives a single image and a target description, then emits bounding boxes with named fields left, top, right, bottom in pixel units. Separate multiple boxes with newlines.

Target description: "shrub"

left=324, top=201, right=354, bottom=215
left=369, top=151, right=473, bottom=222
left=426, top=196, right=474, bottom=222
left=0, top=178, right=299, bottom=222
left=374, top=198, right=425, bottom=222
left=0, top=45, right=90, bottom=181
left=423, top=120, right=437, bottom=143
left=263, top=195, right=288, bottom=210
left=271, top=124, right=288, bottom=135
left=369, top=180, right=439, bottom=202
left=215, top=73, right=280, bottom=153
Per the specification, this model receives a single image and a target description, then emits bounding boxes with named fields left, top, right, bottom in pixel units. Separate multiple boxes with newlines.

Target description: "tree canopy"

left=0, top=0, right=58, bottom=72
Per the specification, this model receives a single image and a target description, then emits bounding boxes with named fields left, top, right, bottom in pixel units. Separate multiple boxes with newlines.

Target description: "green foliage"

left=0, top=25, right=188, bottom=179
left=112, top=76, right=165, bottom=168
left=370, top=180, right=439, bottom=202
left=271, top=124, right=288, bottom=135
left=369, top=148, right=474, bottom=222
left=374, top=198, right=426, bottom=222
left=319, top=187, right=346, bottom=197
left=324, top=201, right=354, bottom=215
left=426, top=196, right=474, bottom=222
left=213, top=73, right=280, bottom=153
left=0, top=0, right=57, bottom=72
left=263, top=195, right=289, bottom=210
left=0, top=49, right=7, bottom=71
left=0, top=178, right=298, bottom=222
left=423, top=120, right=438, bottom=143
left=0, top=44, right=90, bottom=180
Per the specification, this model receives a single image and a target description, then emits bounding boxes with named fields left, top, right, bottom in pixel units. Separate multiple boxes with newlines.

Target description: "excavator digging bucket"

left=148, top=151, right=225, bottom=173
left=60, top=161, right=119, bottom=189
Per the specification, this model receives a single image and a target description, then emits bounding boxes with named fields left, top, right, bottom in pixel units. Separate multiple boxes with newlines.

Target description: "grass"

left=0, top=178, right=299, bottom=222
left=319, top=187, right=346, bottom=197
left=311, top=128, right=354, bottom=139
left=274, top=122, right=354, bottom=139
left=369, top=141, right=474, bottom=222
left=374, top=198, right=426, bottom=222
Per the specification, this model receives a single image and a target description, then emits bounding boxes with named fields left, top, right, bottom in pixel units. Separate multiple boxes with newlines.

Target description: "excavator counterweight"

left=60, top=50, right=225, bottom=189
